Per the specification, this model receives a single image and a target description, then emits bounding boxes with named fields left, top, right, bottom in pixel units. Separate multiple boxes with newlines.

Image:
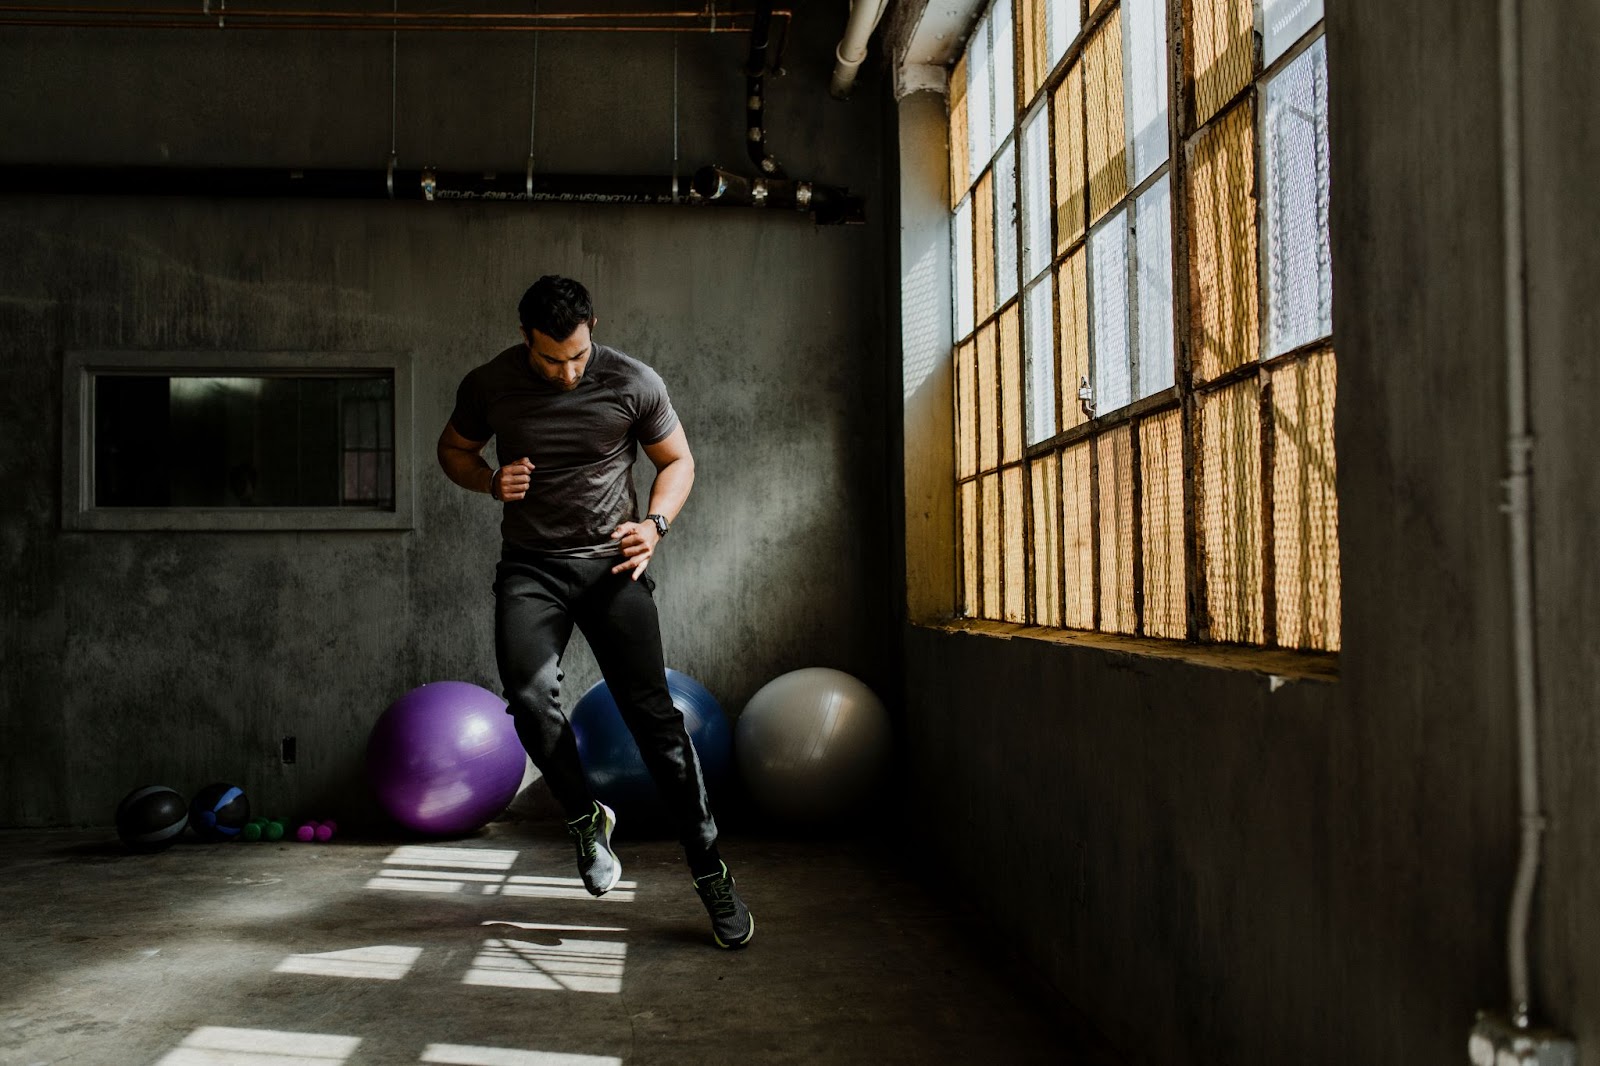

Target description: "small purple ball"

left=366, top=681, right=527, bottom=837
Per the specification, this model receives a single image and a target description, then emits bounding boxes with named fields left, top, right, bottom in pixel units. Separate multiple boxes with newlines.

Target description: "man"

left=437, top=275, right=753, bottom=949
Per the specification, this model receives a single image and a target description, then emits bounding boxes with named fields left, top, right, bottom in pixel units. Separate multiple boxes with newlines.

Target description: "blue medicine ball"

left=570, top=668, right=732, bottom=828
left=189, top=782, right=250, bottom=842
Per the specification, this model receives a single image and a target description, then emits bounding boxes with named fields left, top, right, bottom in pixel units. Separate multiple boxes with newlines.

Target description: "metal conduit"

left=2, top=163, right=864, bottom=223
left=0, top=4, right=792, bottom=33
left=742, top=0, right=785, bottom=178
left=4, top=4, right=862, bottom=222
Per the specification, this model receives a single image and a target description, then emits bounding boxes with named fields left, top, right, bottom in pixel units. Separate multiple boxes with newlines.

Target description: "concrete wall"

left=898, top=0, right=1600, bottom=1062
left=0, top=10, right=893, bottom=827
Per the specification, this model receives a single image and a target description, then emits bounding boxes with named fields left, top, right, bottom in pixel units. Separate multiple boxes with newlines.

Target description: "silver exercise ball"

left=735, top=667, right=891, bottom=823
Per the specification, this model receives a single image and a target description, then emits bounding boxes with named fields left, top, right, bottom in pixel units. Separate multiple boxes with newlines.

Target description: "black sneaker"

left=564, top=801, right=621, bottom=897
left=692, top=861, right=754, bottom=949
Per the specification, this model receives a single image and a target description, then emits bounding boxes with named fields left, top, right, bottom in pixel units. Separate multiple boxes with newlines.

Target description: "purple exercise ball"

left=367, top=681, right=528, bottom=836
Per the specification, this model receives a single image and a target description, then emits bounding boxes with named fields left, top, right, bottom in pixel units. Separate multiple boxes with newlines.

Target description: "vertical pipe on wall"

left=744, top=0, right=784, bottom=176
left=1496, top=0, right=1543, bottom=1031
left=830, top=0, right=890, bottom=99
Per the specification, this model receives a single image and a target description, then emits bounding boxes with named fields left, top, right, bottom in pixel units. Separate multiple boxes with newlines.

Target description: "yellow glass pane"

left=977, top=322, right=1000, bottom=470
left=1084, top=9, right=1126, bottom=225
left=1140, top=407, right=1187, bottom=638
left=1031, top=453, right=1063, bottom=627
left=961, top=479, right=980, bottom=617
left=1189, top=0, right=1255, bottom=127
left=1003, top=465, right=1028, bottom=622
left=1198, top=377, right=1263, bottom=643
left=956, top=340, right=979, bottom=479
left=949, top=52, right=971, bottom=210
left=1096, top=424, right=1136, bottom=634
left=975, top=169, right=996, bottom=322
left=981, top=471, right=1002, bottom=619
left=1056, top=250, right=1090, bottom=432
left=1000, top=302, right=1024, bottom=463
left=1271, top=349, right=1341, bottom=650
left=1054, top=62, right=1086, bottom=253
left=1187, top=99, right=1258, bottom=383
left=1062, top=440, right=1094, bottom=629
left=1020, top=0, right=1049, bottom=105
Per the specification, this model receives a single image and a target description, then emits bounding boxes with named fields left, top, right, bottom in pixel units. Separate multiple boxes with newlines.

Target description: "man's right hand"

left=492, top=457, right=535, bottom=501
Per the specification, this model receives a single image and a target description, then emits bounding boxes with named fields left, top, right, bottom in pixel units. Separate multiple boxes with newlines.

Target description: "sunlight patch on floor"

left=462, top=937, right=627, bottom=994
left=420, top=1046, right=622, bottom=1066
left=273, top=945, right=423, bottom=981
left=153, top=1026, right=360, bottom=1065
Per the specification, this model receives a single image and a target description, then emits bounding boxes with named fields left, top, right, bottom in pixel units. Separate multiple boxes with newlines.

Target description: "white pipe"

left=1496, top=0, right=1543, bottom=1030
left=830, top=0, right=891, bottom=99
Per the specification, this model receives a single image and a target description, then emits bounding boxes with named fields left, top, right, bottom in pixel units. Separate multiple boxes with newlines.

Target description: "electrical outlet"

left=280, top=736, right=297, bottom=765
left=1469, top=1011, right=1576, bottom=1066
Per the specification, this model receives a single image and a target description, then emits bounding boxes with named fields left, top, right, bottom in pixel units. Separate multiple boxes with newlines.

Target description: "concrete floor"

left=0, top=818, right=1099, bottom=1066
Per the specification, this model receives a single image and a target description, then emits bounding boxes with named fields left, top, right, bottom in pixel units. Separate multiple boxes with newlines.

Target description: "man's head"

left=518, top=275, right=597, bottom=391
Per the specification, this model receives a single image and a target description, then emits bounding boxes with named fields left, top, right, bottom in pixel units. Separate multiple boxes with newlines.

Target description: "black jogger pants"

left=492, top=548, right=717, bottom=853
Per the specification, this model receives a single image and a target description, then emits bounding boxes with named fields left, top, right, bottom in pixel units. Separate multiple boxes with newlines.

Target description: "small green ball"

left=263, top=821, right=285, bottom=842
left=241, top=822, right=262, bottom=842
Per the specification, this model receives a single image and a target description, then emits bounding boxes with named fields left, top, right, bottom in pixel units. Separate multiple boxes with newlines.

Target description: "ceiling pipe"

left=3, top=163, right=865, bottom=222
left=691, top=164, right=861, bottom=224
left=829, top=0, right=890, bottom=99
left=0, top=4, right=793, bottom=33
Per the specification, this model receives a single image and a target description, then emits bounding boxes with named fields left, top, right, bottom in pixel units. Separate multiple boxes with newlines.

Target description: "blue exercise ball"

left=570, top=668, right=732, bottom=826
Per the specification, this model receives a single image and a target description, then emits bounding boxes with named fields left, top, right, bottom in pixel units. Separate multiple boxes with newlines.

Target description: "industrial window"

left=63, top=351, right=414, bottom=532
left=949, top=0, right=1338, bottom=650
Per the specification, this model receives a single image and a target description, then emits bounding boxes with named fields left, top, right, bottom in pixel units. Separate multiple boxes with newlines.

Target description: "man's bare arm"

left=610, top=423, right=695, bottom=578
left=640, top=424, right=695, bottom=524
left=437, top=422, right=534, bottom=500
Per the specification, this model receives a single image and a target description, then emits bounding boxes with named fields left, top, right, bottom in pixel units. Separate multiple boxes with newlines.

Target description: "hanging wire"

left=525, top=0, right=539, bottom=196
left=386, top=0, right=397, bottom=196
left=671, top=31, right=680, bottom=202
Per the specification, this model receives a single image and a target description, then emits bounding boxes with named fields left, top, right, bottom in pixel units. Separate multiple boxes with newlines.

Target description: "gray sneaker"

left=692, top=861, right=754, bottom=949
left=564, top=801, right=621, bottom=896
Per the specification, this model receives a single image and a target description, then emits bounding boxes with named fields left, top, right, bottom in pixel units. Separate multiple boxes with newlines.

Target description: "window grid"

left=949, top=0, right=1338, bottom=653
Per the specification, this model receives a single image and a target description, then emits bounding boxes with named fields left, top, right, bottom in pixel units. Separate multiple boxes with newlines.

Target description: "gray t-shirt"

left=449, top=341, right=679, bottom=557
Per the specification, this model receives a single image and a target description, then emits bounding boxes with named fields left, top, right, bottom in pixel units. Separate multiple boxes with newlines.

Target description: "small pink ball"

left=295, top=823, right=316, bottom=842
left=315, top=824, right=333, bottom=842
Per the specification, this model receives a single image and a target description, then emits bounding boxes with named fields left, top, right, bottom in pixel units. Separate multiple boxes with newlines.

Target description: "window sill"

left=919, top=618, right=1339, bottom=684
left=62, top=507, right=414, bottom=533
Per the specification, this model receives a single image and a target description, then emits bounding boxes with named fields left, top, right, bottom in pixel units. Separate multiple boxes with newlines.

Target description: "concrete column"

left=897, top=86, right=956, bottom=625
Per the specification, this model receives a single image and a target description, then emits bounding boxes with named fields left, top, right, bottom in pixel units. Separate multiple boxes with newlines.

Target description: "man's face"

left=524, top=320, right=594, bottom=391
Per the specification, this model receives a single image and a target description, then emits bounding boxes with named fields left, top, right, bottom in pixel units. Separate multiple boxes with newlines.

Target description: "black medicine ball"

left=189, top=782, right=250, bottom=842
left=115, top=785, right=189, bottom=852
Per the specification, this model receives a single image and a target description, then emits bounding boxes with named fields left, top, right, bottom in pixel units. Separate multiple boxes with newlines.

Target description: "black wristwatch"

left=646, top=513, right=670, bottom=538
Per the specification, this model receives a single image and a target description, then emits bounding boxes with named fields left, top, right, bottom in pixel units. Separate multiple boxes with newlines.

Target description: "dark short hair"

left=518, top=276, right=594, bottom=341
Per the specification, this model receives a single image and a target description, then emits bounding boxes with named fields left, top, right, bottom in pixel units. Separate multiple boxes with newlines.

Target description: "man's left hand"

left=609, top=521, right=661, bottom=580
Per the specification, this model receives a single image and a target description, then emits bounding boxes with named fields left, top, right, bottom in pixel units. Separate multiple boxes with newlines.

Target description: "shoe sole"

left=713, top=912, right=755, bottom=950
left=594, top=802, right=621, bottom=897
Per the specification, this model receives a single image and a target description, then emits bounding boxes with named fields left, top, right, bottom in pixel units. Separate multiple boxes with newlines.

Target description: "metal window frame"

left=946, top=0, right=1334, bottom=650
